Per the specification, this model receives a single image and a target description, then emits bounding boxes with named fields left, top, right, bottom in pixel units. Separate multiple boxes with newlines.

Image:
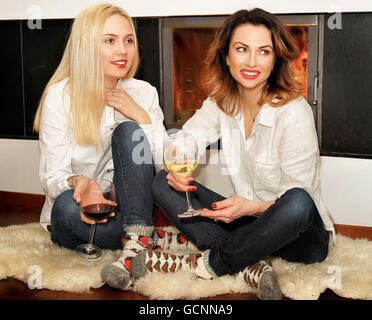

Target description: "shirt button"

left=110, top=127, right=114, bottom=131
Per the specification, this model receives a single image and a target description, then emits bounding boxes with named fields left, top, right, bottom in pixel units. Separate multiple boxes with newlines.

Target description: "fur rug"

left=1, top=223, right=371, bottom=300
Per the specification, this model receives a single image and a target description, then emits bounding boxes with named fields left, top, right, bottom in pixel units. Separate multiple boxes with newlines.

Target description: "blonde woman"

left=34, top=3, right=177, bottom=289
left=128, top=8, right=335, bottom=300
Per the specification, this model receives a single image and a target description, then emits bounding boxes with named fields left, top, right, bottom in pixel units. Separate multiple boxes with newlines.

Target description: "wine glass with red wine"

left=76, top=178, right=116, bottom=259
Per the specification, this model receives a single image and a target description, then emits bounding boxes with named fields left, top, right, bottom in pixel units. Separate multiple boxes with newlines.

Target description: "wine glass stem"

left=186, top=191, right=193, bottom=211
left=88, top=223, right=97, bottom=246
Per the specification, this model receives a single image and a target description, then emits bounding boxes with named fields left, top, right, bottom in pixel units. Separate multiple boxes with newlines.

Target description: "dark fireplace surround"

left=1, top=13, right=372, bottom=158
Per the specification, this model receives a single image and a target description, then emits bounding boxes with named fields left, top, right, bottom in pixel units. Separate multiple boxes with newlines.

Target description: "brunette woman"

left=129, top=8, right=335, bottom=300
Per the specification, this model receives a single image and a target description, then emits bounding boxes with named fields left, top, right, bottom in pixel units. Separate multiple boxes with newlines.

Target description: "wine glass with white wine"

left=164, top=132, right=204, bottom=218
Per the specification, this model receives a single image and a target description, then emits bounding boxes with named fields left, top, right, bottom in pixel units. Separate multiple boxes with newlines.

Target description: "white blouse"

left=183, top=96, right=335, bottom=241
left=38, top=77, right=166, bottom=231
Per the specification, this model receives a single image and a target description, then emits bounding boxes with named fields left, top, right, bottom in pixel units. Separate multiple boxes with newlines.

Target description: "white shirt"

left=38, top=77, right=166, bottom=231
left=183, top=96, right=335, bottom=242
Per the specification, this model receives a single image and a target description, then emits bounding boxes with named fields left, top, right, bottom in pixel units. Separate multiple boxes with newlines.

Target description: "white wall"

left=0, top=1, right=371, bottom=228
left=0, top=0, right=371, bottom=20
left=0, top=139, right=41, bottom=194
left=320, top=157, right=372, bottom=227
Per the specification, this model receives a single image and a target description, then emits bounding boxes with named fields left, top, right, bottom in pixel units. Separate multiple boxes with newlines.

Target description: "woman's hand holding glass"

left=163, top=133, right=275, bottom=222
left=73, top=176, right=115, bottom=224
left=163, top=132, right=203, bottom=218
left=165, top=170, right=197, bottom=193
left=76, top=178, right=117, bottom=259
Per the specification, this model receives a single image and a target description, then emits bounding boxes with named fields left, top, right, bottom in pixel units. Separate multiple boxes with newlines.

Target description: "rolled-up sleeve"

left=38, top=88, right=73, bottom=199
left=278, top=104, right=320, bottom=198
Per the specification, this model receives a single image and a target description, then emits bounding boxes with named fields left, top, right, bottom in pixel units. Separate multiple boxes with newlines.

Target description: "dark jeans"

left=50, top=121, right=155, bottom=250
left=152, top=170, right=329, bottom=277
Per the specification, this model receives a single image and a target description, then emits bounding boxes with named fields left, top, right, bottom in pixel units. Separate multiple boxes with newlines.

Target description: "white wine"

left=165, top=160, right=198, bottom=178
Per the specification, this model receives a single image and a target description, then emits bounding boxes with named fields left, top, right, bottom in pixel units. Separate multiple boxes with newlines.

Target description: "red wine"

left=82, top=203, right=115, bottom=221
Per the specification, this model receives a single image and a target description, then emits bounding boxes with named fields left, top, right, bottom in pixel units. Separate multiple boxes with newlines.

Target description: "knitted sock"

left=152, top=227, right=199, bottom=253
left=131, top=249, right=217, bottom=280
left=100, top=225, right=154, bottom=290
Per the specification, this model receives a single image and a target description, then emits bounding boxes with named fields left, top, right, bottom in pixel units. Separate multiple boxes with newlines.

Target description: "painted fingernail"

left=212, top=203, right=217, bottom=209
left=187, top=178, right=193, bottom=184
left=188, top=187, right=196, bottom=192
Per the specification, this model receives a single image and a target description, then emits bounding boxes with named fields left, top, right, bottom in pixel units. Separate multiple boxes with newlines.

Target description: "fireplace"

left=161, top=14, right=321, bottom=131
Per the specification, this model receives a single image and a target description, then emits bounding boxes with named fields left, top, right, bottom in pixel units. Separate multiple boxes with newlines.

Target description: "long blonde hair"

left=33, top=3, right=139, bottom=146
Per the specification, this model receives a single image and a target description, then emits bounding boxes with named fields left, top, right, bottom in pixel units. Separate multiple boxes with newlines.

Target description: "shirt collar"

left=117, top=78, right=135, bottom=90
left=233, top=102, right=277, bottom=132
left=257, top=103, right=277, bottom=127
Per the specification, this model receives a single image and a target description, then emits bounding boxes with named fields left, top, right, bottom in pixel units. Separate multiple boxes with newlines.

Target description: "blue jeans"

left=50, top=121, right=155, bottom=250
left=152, top=170, right=329, bottom=276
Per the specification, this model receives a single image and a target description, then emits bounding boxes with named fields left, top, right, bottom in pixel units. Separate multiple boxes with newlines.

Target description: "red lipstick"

left=111, top=59, right=127, bottom=68
left=241, top=69, right=260, bottom=80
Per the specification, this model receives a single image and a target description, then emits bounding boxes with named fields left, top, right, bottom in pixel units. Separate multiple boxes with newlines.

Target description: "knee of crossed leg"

left=113, top=121, right=141, bottom=138
left=112, top=121, right=152, bottom=165
left=281, top=187, right=318, bottom=228
left=112, top=121, right=143, bottom=153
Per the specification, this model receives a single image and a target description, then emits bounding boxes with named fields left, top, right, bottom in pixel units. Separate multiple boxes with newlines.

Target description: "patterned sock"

left=152, top=227, right=199, bottom=253
left=100, top=225, right=154, bottom=290
left=131, top=249, right=217, bottom=280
